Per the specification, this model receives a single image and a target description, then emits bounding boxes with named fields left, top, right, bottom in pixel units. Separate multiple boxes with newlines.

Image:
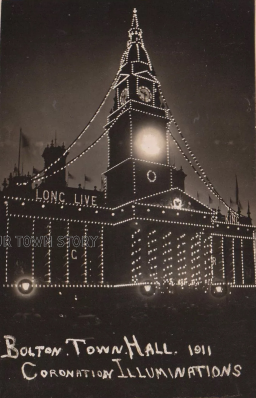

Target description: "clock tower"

left=104, top=9, right=186, bottom=205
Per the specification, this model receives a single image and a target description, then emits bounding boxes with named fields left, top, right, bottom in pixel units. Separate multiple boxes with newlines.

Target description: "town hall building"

left=0, top=9, right=255, bottom=302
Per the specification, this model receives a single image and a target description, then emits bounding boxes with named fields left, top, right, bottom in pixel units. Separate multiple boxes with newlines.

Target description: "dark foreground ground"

left=0, top=289, right=256, bottom=398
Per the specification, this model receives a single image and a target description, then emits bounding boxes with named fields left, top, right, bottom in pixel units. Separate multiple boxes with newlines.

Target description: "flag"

left=20, top=130, right=30, bottom=148
left=84, top=174, right=92, bottom=182
left=68, top=172, right=75, bottom=180
left=196, top=192, right=200, bottom=200
left=235, top=175, right=239, bottom=205
left=209, top=195, right=213, bottom=204
left=33, top=167, right=40, bottom=175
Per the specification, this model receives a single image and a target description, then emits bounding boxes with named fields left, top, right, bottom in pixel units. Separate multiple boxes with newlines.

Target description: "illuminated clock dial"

left=138, top=86, right=152, bottom=103
left=120, top=88, right=129, bottom=105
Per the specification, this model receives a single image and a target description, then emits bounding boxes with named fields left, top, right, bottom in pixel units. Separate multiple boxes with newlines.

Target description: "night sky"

left=0, top=0, right=255, bottom=218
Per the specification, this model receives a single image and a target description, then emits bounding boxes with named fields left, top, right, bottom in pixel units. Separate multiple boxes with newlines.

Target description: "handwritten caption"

left=1, top=335, right=242, bottom=381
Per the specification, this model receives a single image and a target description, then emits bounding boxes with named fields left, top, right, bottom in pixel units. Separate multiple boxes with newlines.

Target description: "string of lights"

left=20, top=8, right=214, bottom=202
left=5, top=201, right=9, bottom=283
left=82, top=224, right=88, bottom=283
left=31, top=108, right=128, bottom=183
left=46, top=221, right=51, bottom=284
left=168, top=128, right=232, bottom=212
left=158, top=86, right=234, bottom=213
left=29, top=72, right=122, bottom=184
left=31, top=219, right=35, bottom=282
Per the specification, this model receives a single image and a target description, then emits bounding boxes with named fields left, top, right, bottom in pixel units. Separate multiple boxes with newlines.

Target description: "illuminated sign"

left=171, top=198, right=183, bottom=210
left=35, top=189, right=97, bottom=206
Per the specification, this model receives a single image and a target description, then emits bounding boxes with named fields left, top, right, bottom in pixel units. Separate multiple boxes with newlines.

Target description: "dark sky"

left=0, top=0, right=255, bottom=218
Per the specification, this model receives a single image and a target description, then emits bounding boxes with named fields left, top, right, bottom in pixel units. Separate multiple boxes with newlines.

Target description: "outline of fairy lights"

left=27, top=71, right=123, bottom=184
left=46, top=221, right=51, bottom=283
left=14, top=8, right=244, bottom=235
left=5, top=201, right=9, bottom=283
left=21, top=8, right=150, bottom=186
left=31, top=219, right=35, bottom=282
left=28, top=108, right=128, bottom=184
left=19, top=8, right=163, bottom=189
left=82, top=224, right=88, bottom=283
left=14, top=6, right=247, bottom=234
left=4, top=8, right=256, bottom=290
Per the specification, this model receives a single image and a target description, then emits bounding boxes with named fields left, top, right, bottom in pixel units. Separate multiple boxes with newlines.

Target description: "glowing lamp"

left=140, top=282, right=156, bottom=297
left=18, top=279, right=33, bottom=295
left=210, top=284, right=227, bottom=298
left=135, top=127, right=165, bottom=158
left=22, top=282, right=30, bottom=291
left=141, top=133, right=160, bottom=155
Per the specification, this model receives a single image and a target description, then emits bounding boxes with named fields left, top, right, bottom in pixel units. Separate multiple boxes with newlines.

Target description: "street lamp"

left=140, top=283, right=156, bottom=296
left=210, top=284, right=228, bottom=298
left=18, top=278, right=33, bottom=295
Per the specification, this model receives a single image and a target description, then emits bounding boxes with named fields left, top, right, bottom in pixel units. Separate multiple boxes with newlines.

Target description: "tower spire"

left=117, top=8, right=152, bottom=73
left=128, top=8, right=143, bottom=44
left=131, top=8, right=139, bottom=28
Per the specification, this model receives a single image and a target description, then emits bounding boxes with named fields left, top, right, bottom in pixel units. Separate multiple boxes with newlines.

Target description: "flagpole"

left=18, top=128, right=22, bottom=176
left=235, top=175, right=239, bottom=207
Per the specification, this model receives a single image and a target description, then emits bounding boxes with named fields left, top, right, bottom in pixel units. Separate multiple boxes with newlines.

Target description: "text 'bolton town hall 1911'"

left=1, top=9, right=255, bottom=303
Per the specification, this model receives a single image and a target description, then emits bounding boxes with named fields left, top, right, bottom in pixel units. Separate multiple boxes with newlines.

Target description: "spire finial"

left=131, top=8, right=139, bottom=29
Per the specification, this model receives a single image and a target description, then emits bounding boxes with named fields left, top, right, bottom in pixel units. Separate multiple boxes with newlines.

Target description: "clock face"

left=120, top=88, right=129, bottom=105
left=138, top=86, right=152, bottom=103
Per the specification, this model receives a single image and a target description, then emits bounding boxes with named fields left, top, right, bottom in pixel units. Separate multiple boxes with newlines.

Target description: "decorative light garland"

left=46, top=221, right=51, bottom=284
left=83, top=224, right=88, bottom=283
left=241, top=239, right=244, bottom=285
left=147, top=170, right=157, bottom=183
left=28, top=71, right=123, bottom=184
left=31, top=108, right=128, bottom=183
left=157, top=88, right=236, bottom=214
left=131, top=227, right=142, bottom=283
left=100, top=226, right=104, bottom=283
left=232, top=238, right=235, bottom=285
left=5, top=201, right=9, bottom=283
left=66, top=222, right=70, bottom=284
left=31, top=219, right=35, bottom=282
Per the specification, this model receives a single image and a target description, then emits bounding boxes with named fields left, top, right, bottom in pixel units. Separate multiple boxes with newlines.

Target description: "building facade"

left=0, top=10, right=255, bottom=302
